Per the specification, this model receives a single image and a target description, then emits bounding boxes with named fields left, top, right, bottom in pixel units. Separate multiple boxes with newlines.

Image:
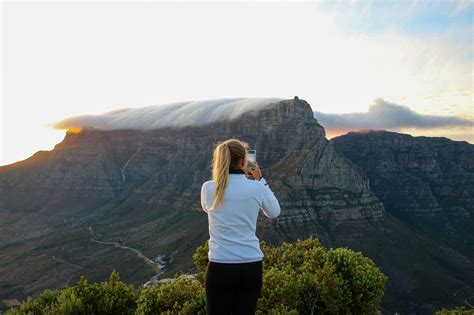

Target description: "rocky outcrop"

left=331, top=129, right=474, bottom=258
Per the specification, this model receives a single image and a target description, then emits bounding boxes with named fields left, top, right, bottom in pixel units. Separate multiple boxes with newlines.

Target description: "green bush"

left=4, top=289, right=62, bottom=315
left=193, top=236, right=387, bottom=314
left=6, top=269, right=137, bottom=315
left=135, top=275, right=205, bottom=314
left=7, top=237, right=387, bottom=315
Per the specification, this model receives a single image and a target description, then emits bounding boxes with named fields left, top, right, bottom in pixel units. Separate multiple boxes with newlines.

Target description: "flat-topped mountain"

left=1, top=97, right=472, bottom=313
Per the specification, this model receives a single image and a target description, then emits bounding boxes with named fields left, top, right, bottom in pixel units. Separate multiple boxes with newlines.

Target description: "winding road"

left=87, top=226, right=165, bottom=278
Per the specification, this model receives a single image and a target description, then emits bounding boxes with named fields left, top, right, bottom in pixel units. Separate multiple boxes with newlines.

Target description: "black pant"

left=204, top=260, right=263, bottom=315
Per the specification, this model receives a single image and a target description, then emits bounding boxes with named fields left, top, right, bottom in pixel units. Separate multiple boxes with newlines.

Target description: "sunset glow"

left=66, top=127, right=82, bottom=134
left=2, top=1, right=473, bottom=166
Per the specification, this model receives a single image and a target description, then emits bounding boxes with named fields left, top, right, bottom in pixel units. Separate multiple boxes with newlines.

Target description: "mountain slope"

left=330, top=129, right=474, bottom=259
left=1, top=98, right=472, bottom=313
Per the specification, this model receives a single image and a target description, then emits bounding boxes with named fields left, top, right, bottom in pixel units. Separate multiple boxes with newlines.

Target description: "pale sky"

left=1, top=0, right=473, bottom=166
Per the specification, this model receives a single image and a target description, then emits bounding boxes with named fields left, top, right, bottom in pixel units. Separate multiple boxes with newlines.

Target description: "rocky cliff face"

left=0, top=97, right=384, bottom=302
left=331, top=130, right=474, bottom=218
left=1, top=98, right=472, bottom=313
left=0, top=98, right=384, bottom=239
left=330, top=129, right=474, bottom=258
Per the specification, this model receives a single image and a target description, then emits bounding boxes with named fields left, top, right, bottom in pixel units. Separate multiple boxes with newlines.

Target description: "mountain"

left=330, top=129, right=474, bottom=313
left=0, top=97, right=473, bottom=314
left=330, top=129, right=474, bottom=258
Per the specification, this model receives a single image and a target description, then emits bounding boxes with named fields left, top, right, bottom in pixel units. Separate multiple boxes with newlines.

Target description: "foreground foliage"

left=4, top=269, right=137, bottom=315
left=5, top=237, right=387, bottom=314
left=194, top=237, right=387, bottom=314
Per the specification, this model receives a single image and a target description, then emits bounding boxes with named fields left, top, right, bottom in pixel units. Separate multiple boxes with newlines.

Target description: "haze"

left=1, top=1, right=473, bottom=165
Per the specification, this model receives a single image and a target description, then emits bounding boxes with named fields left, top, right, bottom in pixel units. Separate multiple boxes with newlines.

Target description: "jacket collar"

left=229, top=168, right=245, bottom=174
left=229, top=168, right=247, bottom=178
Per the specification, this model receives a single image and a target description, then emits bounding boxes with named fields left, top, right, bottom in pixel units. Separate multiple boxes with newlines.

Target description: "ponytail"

left=209, top=139, right=247, bottom=210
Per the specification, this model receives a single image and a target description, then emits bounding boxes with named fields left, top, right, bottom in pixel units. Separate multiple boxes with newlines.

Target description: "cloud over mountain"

left=51, top=96, right=473, bottom=144
left=314, top=98, right=473, bottom=130
left=51, top=98, right=283, bottom=130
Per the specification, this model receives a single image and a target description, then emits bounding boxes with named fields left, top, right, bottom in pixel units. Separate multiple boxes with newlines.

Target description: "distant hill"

left=330, top=129, right=474, bottom=313
left=331, top=129, right=474, bottom=259
left=0, top=97, right=472, bottom=314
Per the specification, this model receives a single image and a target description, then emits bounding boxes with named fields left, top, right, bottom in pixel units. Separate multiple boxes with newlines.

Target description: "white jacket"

left=200, top=173, right=281, bottom=263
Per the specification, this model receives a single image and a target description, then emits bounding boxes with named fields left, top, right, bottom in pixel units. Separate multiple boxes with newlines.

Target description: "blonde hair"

left=210, top=138, right=248, bottom=210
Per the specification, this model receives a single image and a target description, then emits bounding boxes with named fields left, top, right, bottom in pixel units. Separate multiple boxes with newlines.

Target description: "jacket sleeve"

left=200, top=181, right=210, bottom=213
left=258, top=178, right=281, bottom=218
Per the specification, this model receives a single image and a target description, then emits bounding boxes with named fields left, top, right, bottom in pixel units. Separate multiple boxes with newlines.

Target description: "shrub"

left=135, top=275, right=205, bottom=314
left=4, top=289, right=62, bottom=315
left=192, top=236, right=387, bottom=314
left=6, top=269, right=137, bottom=315
left=7, top=237, right=387, bottom=315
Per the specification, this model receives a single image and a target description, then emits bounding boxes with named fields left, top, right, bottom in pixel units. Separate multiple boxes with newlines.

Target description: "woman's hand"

left=247, top=160, right=262, bottom=181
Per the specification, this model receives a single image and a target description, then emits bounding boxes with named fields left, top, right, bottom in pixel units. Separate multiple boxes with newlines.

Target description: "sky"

left=1, top=0, right=473, bottom=166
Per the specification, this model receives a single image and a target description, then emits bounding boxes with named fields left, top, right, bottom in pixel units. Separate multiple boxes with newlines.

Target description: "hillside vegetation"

left=3, top=237, right=387, bottom=315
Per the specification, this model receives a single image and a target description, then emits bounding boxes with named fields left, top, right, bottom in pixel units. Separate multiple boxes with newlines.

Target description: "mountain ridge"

left=1, top=97, right=473, bottom=313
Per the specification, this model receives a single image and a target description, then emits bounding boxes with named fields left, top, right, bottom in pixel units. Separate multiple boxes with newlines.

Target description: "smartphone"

left=246, top=150, right=257, bottom=171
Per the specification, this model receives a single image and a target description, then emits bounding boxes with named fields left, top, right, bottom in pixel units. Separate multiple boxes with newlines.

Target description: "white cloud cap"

left=52, top=97, right=284, bottom=130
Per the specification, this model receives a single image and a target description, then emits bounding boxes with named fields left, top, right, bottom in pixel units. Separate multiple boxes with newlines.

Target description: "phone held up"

left=245, top=149, right=257, bottom=179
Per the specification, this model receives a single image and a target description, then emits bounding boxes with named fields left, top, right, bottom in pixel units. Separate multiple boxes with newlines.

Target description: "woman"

left=200, top=138, right=281, bottom=314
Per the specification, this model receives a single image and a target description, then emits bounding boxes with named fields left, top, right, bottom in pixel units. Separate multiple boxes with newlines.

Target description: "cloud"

left=314, top=98, right=473, bottom=130
left=52, top=96, right=473, bottom=142
left=50, top=97, right=283, bottom=130
left=453, top=0, right=473, bottom=15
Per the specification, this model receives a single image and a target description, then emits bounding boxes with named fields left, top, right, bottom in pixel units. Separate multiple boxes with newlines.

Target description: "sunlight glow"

left=2, top=1, right=472, bottom=165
